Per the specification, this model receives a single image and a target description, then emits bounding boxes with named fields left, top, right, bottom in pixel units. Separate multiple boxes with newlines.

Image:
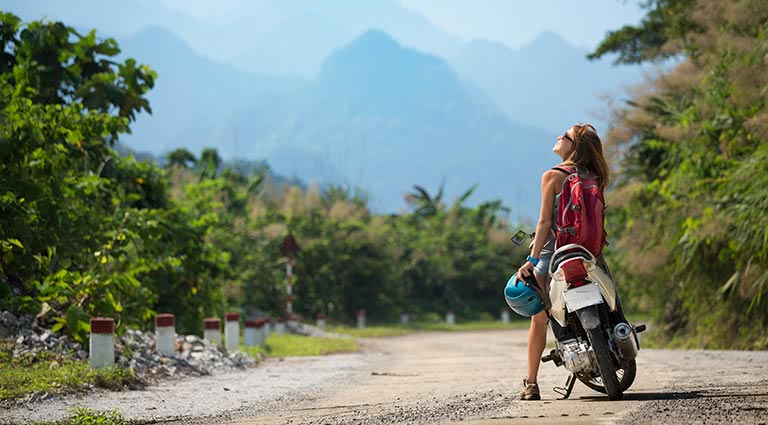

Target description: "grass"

left=30, top=407, right=134, bottom=425
left=327, top=319, right=531, bottom=338
left=0, top=342, right=139, bottom=401
left=241, top=333, right=359, bottom=357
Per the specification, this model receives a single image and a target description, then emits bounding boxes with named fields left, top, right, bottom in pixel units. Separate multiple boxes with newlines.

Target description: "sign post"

left=280, top=234, right=301, bottom=317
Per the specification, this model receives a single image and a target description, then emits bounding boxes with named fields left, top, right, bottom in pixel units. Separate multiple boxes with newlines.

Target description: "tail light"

left=569, top=279, right=589, bottom=288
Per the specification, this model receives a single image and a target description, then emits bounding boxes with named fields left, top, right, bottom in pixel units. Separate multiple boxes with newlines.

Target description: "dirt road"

left=3, top=329, right=767, bottom=424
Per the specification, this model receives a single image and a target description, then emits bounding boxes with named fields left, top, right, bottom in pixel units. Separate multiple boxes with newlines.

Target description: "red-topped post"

left=244, top=319, right=258, bottom=346
left=275, top=317, right=286, bottom=335
left=225, top=312, right=240, bottom=352
left=316, top=313, right=326, bottom=329
left=203, top=317, right=221, bottom=345
left=280, top=234, right=301, bottom=317
left=357, top=309, right=366, bottom=329
left=155, top=314, right=176, bottom=357
left=89, top=317, right=115, bottom=369
left=255, top=318, right=268, bottom=345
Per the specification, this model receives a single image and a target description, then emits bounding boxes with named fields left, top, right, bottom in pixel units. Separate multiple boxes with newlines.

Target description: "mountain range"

left=451, top=32, right=644, bottom=133
left=231, top=30, right=553, bottom=214
left=2, top=0, right=645, bottom=219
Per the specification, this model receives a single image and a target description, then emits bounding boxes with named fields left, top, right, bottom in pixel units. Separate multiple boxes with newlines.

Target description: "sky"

left=160, top=0, right=648, bottom=50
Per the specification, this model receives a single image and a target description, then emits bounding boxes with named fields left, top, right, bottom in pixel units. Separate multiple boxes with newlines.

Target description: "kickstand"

left=553, top=374, right=576, bottom=399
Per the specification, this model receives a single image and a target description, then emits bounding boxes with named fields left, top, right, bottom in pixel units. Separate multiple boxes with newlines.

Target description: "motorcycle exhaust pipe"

left=612, top=323, right=639, bottom=360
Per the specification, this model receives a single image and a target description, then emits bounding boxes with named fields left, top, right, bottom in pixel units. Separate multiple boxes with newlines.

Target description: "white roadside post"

left=225, top=312, right=240, bottom=352
left=400, top=311, right=409, bottom=325
left=89, top=317, right=115, bottom=369
left=357, top=309, right=366, bottom=329
left=446, top=309, right=456, bottom=325
left=316, top=313, right=326, bottom=329
left=255, top=318, right=268, bottom=346
left=280, top=234, right=301, bottom=323
left=275, top=317, right=286, bottom=335
left=155, top=313, right=176, bottom=357
left=244, top=320, right=258, bottom=347
left=203, top=317, right=221, bottom=345
left=263, top=317, right=272, bottom=337
left=501, top=308, right=511, bottom=324
left=287, top=313, right=298, bottom=331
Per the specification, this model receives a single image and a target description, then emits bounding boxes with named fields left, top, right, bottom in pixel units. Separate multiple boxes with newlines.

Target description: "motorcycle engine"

left=558, top=338, right=596, bottom=374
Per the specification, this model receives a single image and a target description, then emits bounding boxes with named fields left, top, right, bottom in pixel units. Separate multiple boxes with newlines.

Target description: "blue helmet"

left=504, top=273, right=544, bottom=317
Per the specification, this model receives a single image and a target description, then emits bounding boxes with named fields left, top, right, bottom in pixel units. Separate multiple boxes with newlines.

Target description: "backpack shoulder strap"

left=551, top=166, right=575, bottom=176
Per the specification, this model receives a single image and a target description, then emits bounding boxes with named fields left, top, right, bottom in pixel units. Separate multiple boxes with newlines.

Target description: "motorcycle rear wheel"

left=578, top=358, right=636, bottom=394
left=585, top=327, right=623, bottom=400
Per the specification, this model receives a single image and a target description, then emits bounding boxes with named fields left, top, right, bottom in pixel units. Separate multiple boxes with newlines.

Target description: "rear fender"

left=575, top=305, right=601, bottom=330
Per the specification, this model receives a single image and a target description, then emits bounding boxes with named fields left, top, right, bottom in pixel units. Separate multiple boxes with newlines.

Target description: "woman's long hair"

left=563, top=123, right=609, bottom=191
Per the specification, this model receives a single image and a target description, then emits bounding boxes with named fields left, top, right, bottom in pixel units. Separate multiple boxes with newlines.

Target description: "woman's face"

left=553, top=127, right=575, bottom=160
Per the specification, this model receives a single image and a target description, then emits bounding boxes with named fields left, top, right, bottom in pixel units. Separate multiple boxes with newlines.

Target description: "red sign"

left=280, top=234, right=300, bottom=256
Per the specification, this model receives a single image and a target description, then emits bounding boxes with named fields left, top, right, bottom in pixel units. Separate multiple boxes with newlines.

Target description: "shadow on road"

left=578, top=390, right=703, bottom=402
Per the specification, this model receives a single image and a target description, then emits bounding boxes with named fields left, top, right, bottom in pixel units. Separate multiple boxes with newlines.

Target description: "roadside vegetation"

left=30, top=407, right=133, bottom=425
left=0, top=342, right=138, bottom=401
left=242, top=334, right=359, bottom=357
left=328, top=319, right=530, bottom=338
left=592, top=0, right=768, bottom=349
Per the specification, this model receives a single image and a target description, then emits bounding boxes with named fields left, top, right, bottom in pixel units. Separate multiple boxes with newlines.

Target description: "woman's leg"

left=526, top=272, right=548, bottom=383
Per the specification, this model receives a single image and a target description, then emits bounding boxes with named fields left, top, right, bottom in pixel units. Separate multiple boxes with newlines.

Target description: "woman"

left=516, top=123, right=609, bottom=400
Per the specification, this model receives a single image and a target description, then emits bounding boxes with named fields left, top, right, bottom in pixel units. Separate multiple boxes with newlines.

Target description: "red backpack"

left=553, top=166, right=607, bottom=257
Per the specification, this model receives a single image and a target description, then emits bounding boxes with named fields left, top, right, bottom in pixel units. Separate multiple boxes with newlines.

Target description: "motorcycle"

left=508, top=230, right=646, bottom=400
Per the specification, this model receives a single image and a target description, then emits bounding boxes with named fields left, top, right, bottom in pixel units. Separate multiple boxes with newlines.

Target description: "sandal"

left=520, top=378, right=541, bottom=400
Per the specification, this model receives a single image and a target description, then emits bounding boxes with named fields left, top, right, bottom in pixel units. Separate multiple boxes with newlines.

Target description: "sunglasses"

left=561, top=132, right=573, bottom=143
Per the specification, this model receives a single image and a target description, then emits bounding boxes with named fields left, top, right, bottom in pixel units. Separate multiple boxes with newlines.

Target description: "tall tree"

left=588, top=0, right=700, bottom=64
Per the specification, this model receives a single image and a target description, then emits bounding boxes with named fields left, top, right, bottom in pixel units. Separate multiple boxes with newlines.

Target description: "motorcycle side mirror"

left=511, top=230, right=532, bottom=246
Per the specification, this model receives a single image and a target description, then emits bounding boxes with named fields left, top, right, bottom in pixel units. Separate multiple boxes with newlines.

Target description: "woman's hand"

left=518, top=261, right=535, bottom=279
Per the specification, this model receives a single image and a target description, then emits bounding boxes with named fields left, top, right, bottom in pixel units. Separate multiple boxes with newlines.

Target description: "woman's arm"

left=518, top=170, right=559, bottom=278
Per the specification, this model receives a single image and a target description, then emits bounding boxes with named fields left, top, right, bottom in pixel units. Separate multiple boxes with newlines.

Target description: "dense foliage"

left=0, top=11, right=523, bottom=341
left=592, top=0, right=768, bottom=348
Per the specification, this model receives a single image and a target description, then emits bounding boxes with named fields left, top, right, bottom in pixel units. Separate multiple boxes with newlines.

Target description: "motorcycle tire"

left=585, top=327, right=623, bottom=400
left=578, top=358, right=636, bottom=394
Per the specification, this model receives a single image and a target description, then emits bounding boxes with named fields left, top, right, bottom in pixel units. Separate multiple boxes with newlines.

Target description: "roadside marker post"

left=446, top=309, right=456, bottom=325
left=316, top=313, right=326, bottom=329
left=400, top=312, right=409, bottom=325
left=280, top=234, right=301, bottom=318
left=203, top=318, right=221, bottom=345
left=501, top=309, right=511, bottom=324
left=255, top=318, right=268, bottom=346
left=275, top=317, right=286, bottom=335
left=357, top=309, right=366, bottom=329
left=89, top=317, right=115, bottom=369
left=225, top=312, right=240, bottom=352
left=287, top=313, right=299, bottom=328
left=155, top=314, right=176, bottom=357
left=244, top=320, right=258, bottom=346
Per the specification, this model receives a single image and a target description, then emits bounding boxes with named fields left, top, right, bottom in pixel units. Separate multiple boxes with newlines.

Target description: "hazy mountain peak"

left=321, top=28, right=444, bottom=70
left=343, top=28, right=403, bottom=53
left=521, top=30, right=579, bottom=54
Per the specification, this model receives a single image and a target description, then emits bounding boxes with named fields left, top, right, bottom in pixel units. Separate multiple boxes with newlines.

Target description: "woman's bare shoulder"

left=541, top=167, right=568, bottom=189
left=541, top=168, right=566, bottom=181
